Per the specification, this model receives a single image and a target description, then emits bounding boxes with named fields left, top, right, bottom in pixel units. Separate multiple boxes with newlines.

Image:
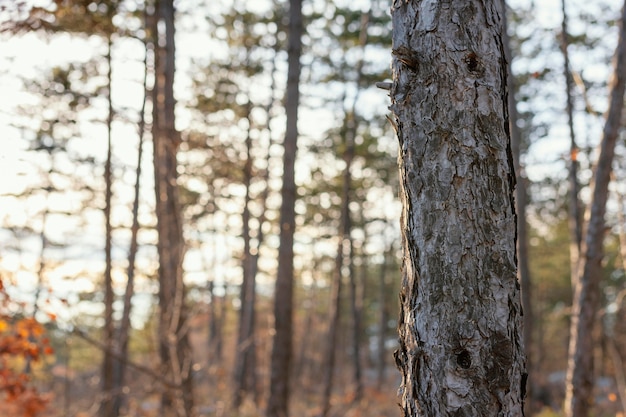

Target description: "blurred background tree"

left=0, top=0, right=624, bottom=416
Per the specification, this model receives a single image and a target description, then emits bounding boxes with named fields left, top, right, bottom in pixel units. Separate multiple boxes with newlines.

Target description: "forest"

left=0, top=0, right=625, bottom=416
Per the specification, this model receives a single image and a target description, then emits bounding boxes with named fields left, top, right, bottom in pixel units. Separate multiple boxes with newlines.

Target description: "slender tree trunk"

left=390, top=1, right=526, bottom=415
left=206, top=230, right=222, bottom=363
left=216, top=280, right=227, bottom=362
left=321, top=235, right=345, bottom=417
left=235, top=45, right=278, bottom=404
left=560, top=0, right=583, bottom=296
left=502, top=3, right=533, bottom=414
left=376, top=237, right=392, bottom=390
left=26, top=171, right=50, bottom=375
left=346, top=12, right=370, bottom=400
left=248, top=167, right=271, bottom=405
left=110, top=35, right=148, bottom=416
left=296, top=254, right=319, bottom=383
left=611, top=184, right=626, bottom=414
left=100, top=34, right=115, bottom=417
left=266, top=0, right=302, bottom=415
left=322, top=12, right=372, bottom=408
left=563, top=4, right=626, bottom=417
left=321, top=88, right=363, bottom=417
left=345, top=153, right=362, bottom=403
left=234, top=103, right=257, bottom=409
left=357, top=229, right=369, bottom=368
left=151, top=1, right=194, bottom=416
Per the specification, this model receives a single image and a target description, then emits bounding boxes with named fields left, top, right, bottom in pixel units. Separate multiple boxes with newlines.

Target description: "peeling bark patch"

left=394, top=46, right=420, bottom=72
left=456, top=350, right=471, bottom=369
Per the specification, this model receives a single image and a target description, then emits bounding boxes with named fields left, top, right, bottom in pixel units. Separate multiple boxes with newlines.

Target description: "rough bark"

left=563, top=3, right=626, bottom=417
left=266, top=0, right=302, bottom=415
left=502, top=3, right=533, bottom=413
left=390, top=1, right=526, bottom=415
left=151, top=1, right=194, bottom=416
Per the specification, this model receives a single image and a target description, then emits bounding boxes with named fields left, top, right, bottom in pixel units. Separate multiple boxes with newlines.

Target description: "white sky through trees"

left=0, top=0, right=621, bottom=328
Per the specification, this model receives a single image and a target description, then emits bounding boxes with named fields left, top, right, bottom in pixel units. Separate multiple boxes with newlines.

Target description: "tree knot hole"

left=456, top=349, right=471, bottom=369
left=464, top=52, right=479, bottom=72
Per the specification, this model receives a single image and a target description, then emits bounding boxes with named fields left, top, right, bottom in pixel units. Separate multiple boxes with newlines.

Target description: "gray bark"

left=563, top=3, right=626, bottom=417
left=390, top=1, right=526, bottom=415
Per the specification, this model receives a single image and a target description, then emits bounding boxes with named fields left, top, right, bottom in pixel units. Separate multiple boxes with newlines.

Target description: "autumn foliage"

left=0, top=278, right=53, bottom=417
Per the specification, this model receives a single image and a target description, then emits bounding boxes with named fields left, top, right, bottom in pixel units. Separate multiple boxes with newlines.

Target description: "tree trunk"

left=236, top=44, right=278, bottom=405
left=266, top=0, right=302, bottom=415
left=234, top=102, right=257, bottom=409
left=502, top=3, right=533, bottom=414
left=390, top=1, right=526, bottom=415
left=296, top=253, right=320, bottom=383
left=376, top=237, right=393, bottom=390
left=611, top=183, right=626, bottom=414
left=100, top=34, right=115, bottom=417
left=110, top=35, right=148, bottom=416
left=151, top=1, right=194, bottom=416
left=346, top=154, right=362, bottom=404
left=321, top=236, right=345, bottom=417
left=346, top=12, right=370, bottom=400
left=563, top=3, right=626, bottom=417
left=560, top=0, right=584, bottom=290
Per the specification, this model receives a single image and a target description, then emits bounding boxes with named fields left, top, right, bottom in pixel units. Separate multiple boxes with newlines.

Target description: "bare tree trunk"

left=560, top=0, right=583, bottom=290
left=110, top=33, right=149, bottom=416
left=376, top=236, right=393, bottom=390
left=216, top=280, right=226, bottom=362
left=234, top=103, right=257, bottom=409
left=266, top=0, right=302, bottom=415
left=151, top=1, right=194, bottom=416
left=346, top=12, right=370, bottom=401
left=100, top=34, right=115, bottom=417
left=296, top=253, right=320, bottom=383
left=563, top=3, right=626, bottom=417
left=346, top=161, right=362, bottom=404
left=205, top=230, right=222, bottom=363
left=323, top=13, right=371, bottom=408
left=321, top=235, right=345, bottom=417
left=25, top=166, right=52, bottom=377
left=502, top=3, right=533, bottom=414
left=390, top=1, right=526, bottom=415
left=235, top=45, right=278, bottom=406
left=610, top=186, right=626, bottom=414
